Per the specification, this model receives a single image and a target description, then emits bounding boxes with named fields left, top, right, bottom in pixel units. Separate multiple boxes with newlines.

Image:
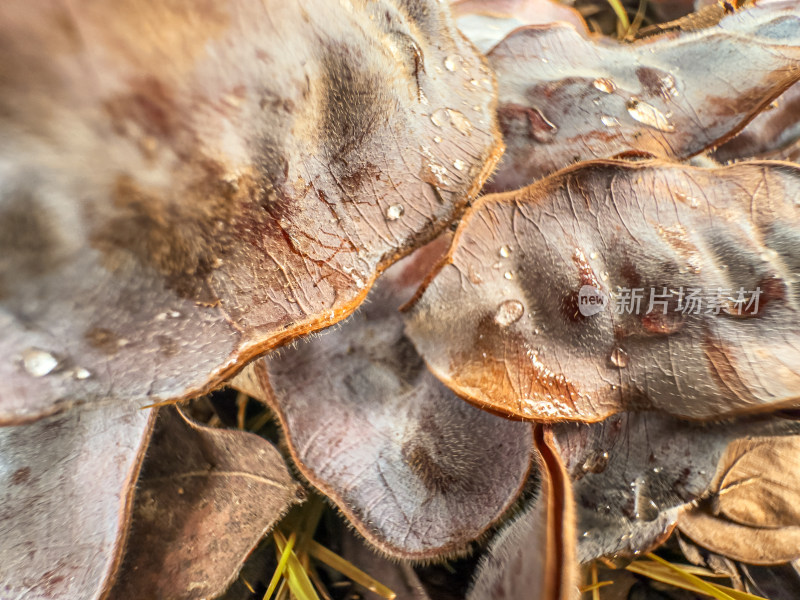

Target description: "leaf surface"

left=405, top=160, right=800, bottom=422
left=242, top=241, right=534, bottom=558
left=551, top=413, right=800, bottom=562
left=0, top=404, right=155, bottom=600
left=485, top=4, right=800, bottom=191
left=452, top=0, right=589, bottom=53
left=467, top=427, right=578, bottom=600
left=0, top=0, right=502, bottom=424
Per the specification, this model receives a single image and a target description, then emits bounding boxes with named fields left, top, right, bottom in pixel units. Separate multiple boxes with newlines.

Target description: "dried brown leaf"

left=405, top=160, right=800, bottom=422
left=109, top=406, right=302, bottom=600
left=0, top=404, right=155, bottom=600
left=485, top=4, right=800, bottom=192
left=0, top=0, right=502, bottom=425
left=242, top=243, right=534, bottom=559
left=679, top=433, right=800, bottom=564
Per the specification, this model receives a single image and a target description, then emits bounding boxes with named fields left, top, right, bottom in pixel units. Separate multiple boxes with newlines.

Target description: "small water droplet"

left=73, top=367, right=91, bottom=380
left=589, top=251, right=598, bottom=260
left=601, top=115, right=620, bottom=127
left=582, top=450, right=610, bottom=474
left=675, top=191, right=699, bottom=208
left=169, top=310, right=181, bottom=318
left=444, top=54, right=460, bottom=72
left=653, top=466, right=662, bottom=473
left=609, top=347, right=629, bottom=368
left=503, top=271, right=514, bottom=280
left=433, top=136, right=442, bottom=143
left=468, top=265, right=483, bottom=284
left=499, top=245, right=511, bottom=258
left=593, top=78, right=616, bottom=94
left=22, top=348, right=58, bottom=377
left=600, top=271, right=609, bottom=281
left=386, top=204, right=404, bottom=221
left=626, top=97, right=675, bottom=132
left=494, top=300, right=525, bottom=327
left=453, top=159, right=465, bottom=171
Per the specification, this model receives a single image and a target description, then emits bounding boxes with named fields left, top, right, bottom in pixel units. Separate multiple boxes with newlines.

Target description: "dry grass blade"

left=578, top=580, right=613, bottom=594
left=264, top=532, right=296, bottom=600
left=308, top=540, right=397, bottom=599
left=606, top=0, right=630, bottom=35
left=623, top=554, right=768, bottom=600
left=273, top=530, right=320, bottom=600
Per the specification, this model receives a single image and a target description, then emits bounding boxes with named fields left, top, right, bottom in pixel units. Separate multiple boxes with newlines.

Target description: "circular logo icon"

left=577, top=285, right=608, bottom=317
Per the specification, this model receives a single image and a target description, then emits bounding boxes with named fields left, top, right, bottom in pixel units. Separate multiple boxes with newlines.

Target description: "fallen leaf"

left=0, top=403, right=155, bottom=600
left=551, top=413, right=800, bottom=562
left=405, top=159, right=800, bottom=422
left=679, top=433, right=800, bottom=564
left=0, top=0, right=502, bottom=425
left=484, top=4, right=800, bottom=192
left=452, top=0, right=589, bottom=53
left=467, top=426, right=578, bottom=600
left=109, top=406, right=302, bottom=600
left=240, top=241, right=534, bottom=558
left=713, top=82, right=800, bottom=163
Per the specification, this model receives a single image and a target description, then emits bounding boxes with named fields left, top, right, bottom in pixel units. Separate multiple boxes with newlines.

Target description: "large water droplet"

left=609, top=347, right=629, bottom=368
left=447, top=109, right=473, bottom=136
left=626, top=97, right=675, bottom=132
left=386, top=204, right=404, bottom=221
left=593, top=78, right=616, bottom=94
left=601, top=115, right=620, bottom=127
left=495, top=300, right=525, bottom=327
left=430, top=108, right=447, bottom=128
left=503, top=271, right=514, bottom=280
left=22, top=348, right=58, bottom=377
left=499, top=245, right=511, bottom=258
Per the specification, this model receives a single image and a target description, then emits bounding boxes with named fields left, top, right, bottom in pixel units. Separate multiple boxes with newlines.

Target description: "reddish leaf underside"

left=484, top=4, right=800, bottom=192
left=0, top=404, right=155, bottom=600
left=109, top=407, right=302, bottom=600
left=240, top=244, right=534, bottom=559
left=0, top=0, right=502, bottom=425
left=405, top=160, right=800, bottom=422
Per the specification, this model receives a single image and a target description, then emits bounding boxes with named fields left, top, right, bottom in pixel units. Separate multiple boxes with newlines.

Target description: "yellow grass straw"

left=264, top=531, right=296, bottom=600
left=273, top=530, right=320, bottom=600
left=308, top=540, right=397, bottom=599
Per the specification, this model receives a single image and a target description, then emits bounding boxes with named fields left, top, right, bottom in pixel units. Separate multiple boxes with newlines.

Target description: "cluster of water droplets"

left=590, top=75, right=677, bottom=133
